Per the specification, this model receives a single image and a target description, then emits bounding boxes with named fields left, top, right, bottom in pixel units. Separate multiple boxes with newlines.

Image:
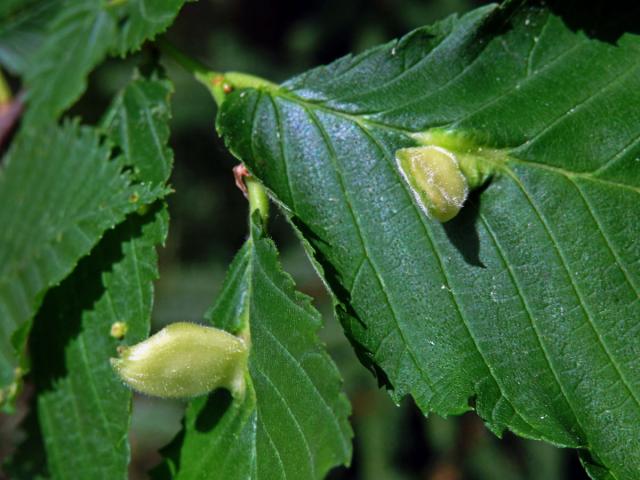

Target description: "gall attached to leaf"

left=396, top=145, right=469, bottom=222
left=111, top=322, right=248, bottom=399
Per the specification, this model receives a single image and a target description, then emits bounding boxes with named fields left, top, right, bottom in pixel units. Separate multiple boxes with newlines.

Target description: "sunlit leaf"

left=216, top=3, right=640, bottom=478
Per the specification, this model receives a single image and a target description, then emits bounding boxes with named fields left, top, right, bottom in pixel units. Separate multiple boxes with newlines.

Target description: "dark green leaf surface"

left=159, top=218, right=352, bottom=479
left=0, top=126, right=161, bottom=405
left=20, top=0, right=186, bottom=124
left=26, top=75, right=173, bottom=478
left=32, top=207, right=168, bottom=480
left=217, top=4, right=640, bottom=479
left=0, top=75, right=171, bottom=407
left=102, top=74, right=175, bottom=185
left=0, top=0, right=60, bottom=75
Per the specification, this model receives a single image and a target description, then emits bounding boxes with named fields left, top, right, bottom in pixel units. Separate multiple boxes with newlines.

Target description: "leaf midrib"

left=262, top=88, right=640, bottom=196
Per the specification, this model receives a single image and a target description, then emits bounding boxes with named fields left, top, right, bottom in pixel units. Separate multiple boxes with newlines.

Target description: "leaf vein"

left=255, top=322, right=349, bottom=453
left=253, top=365, right=315, bottom=478
left=256, top=410, right=287, bottom=480
left=478, top=209, right=587, bottom=445
left=303, top=106, right=438, bottom=397
left=268, top=95, right=298, bottom=211
left=354, top=121, right=545, bottom=436
left=513, top=62, right=640, bottom=152
left=452, top=40, right=586, bottom=127
left=506, top=170, right=640, bottom=411
left=570, top=178, right=639, bottom=296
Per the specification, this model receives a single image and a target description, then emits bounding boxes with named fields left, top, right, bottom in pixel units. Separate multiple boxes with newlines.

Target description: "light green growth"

left=111, top=322, right=248, bottom=399
left=411, top=129, right=507, bottom=189
left=0, top=368, right=21, bottom=408
left=196, top=70, right=278, bottom=107
left=396, top=129, right=508, bottom=222
left=246, top=175, right=270, bottom=227
left=0, top=69, right=11, bottom=105
left=396, top=146, right=469, bottom=222
left=110, top=321, right=128, bottom=339
left=136, top=204, right=150, bottom=216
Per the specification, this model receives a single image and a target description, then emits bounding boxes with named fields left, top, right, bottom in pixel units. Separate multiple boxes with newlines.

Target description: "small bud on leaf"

left=111, top=322, right=248, bottom=399
left=110, top=321, right=128, bottom=339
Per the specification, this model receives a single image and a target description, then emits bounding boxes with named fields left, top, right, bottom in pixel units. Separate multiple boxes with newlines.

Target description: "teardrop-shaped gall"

left=396, top=145, right=468, bottom=222
left=111, top=322, right=248, bottom=399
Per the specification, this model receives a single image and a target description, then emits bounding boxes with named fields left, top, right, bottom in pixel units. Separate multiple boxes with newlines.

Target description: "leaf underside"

left=217, top=3, right=640, bottom=479
left=157, top=218, right=352, bottom=480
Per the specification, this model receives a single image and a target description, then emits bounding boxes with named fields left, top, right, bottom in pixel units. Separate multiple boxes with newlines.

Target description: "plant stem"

left=157, top=40, right=273, bottom=227
left=156, top=38, right=212, bottom=77
left=0, top=69, right=11, bottom=106
left=245, top=176, right=269, bottom=228
left=156, top=38, right=277, bottom=107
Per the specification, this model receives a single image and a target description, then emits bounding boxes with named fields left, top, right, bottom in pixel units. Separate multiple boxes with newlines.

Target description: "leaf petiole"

left=246, top=175, right=270, bottom=229
left=157, top=38, right=276, bottom=106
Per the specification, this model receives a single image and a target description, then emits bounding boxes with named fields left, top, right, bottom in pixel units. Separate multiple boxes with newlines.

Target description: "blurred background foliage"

left=3, top=0, right=591, bottom=478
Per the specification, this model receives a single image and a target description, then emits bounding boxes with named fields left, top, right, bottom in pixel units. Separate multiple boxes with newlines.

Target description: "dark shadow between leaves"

left=1, top=384, right=48, bottom=479
left=442, top=182, right=489, bottom=269
left=195, top=389, right=233, bottom=433
left=336, top=304, right=394, bottom=390
left=29, top=203, right=163, bottom=391
left=152, top=420, right=185, bottom=480
left=545, top=0, right=640, bottom=43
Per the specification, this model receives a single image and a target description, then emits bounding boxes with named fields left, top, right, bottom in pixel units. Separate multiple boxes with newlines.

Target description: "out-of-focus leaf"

left=0, top=0, right=60, bottom=75
left=102, top=74, right=174, bottom=184
left=20, top=0, right=186, bottom=124
left=157, top=216, right=352, bottom=479
left=0, top=74, right=172, bottom=408
left=112, top=0, right=187, bottom=57
left=216, top=3, right=640, bottom=478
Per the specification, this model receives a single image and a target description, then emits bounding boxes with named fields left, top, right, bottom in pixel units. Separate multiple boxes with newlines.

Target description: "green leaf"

left=20, top=0, right=186, bottom=124
left=22, top=74, right=174, bottom=478
left=32, top=206, right=168, bottom=479
left=0, top=75, right=171, bottom=407
left=158, top=217, right=352, bottom=479
left=0, top=0, right=60, bottom=75
left=111, top=0, right=188, bottom=57
left=102, top=74, right=174, bottom=185
left=0, top=123, right=163, bottom=405
left=216, top=4, right=640, bottom=479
